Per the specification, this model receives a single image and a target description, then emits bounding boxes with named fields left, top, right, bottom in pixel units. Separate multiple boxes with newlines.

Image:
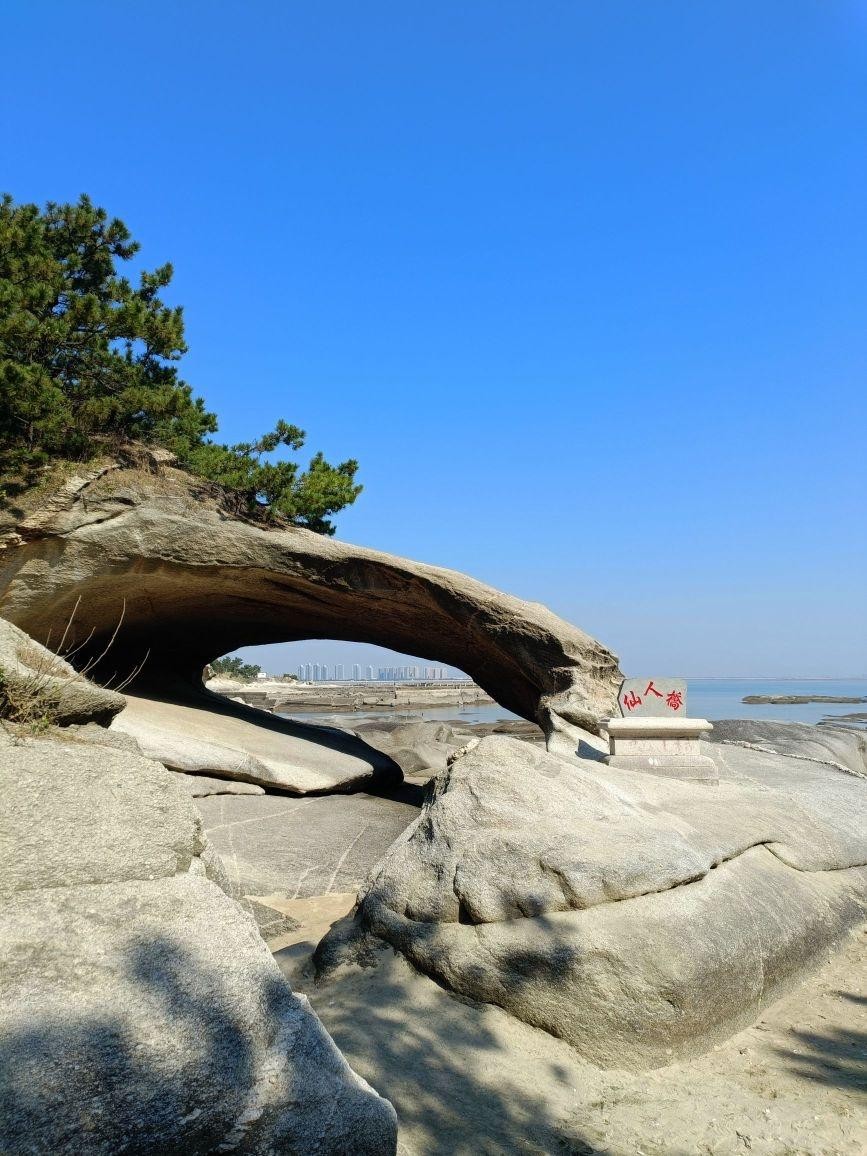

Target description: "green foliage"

left=209, top=656, right=262, bottom=681
left=0, top=194, right=361, bottom=533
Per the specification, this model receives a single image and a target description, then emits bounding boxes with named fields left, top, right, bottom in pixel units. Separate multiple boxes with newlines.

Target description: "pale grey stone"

left=0, top=727, right=397, bottom=1153
left=0, top=876, right=397, bottom=1155
left=0, top=730, right=207, bottom=894
left=318, top=734, right=867, bottom=1068
left=171, top=771, right=266, bottom=797
left=64, top=722, right=144, bottom=755
left=111, top=692, right=400, bottom=794
left=707, top=718, right=867, bottom=778
left=353, top=719, right=470, bottom=776
left=196, top=787, right=422, bottom=899
left=243, top=897, right=302, bottom=939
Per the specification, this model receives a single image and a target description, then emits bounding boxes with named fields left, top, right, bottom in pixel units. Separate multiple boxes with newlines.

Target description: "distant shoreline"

left=742, top=694, right=867, bottom=705
left=675, top=677, right=867, bottom=682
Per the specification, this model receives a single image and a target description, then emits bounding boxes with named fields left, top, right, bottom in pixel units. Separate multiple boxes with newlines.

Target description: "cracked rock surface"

left=317, top=734, right=867, bottom=1068
left=196, top=784, right=423, bottom=899
left=707, top=717, right=867, bottom=778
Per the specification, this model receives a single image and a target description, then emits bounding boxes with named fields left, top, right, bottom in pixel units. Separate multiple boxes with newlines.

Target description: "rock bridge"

left=0, top=455, right=622, bottom=788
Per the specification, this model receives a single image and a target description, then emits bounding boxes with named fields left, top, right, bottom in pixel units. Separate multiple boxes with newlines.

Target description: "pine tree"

left=0, top=194, right=361, bottom=534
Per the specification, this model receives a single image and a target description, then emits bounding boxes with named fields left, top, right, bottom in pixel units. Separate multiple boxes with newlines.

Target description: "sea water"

left=280, top=679, right=867, bottom=729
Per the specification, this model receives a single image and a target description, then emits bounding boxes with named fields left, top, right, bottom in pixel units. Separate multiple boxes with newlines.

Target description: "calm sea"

left=281, top=679, right=867, bottom=729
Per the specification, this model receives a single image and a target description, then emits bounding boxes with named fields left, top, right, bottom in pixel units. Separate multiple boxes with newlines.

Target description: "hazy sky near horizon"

left=3, top=1, right=865, bottom=676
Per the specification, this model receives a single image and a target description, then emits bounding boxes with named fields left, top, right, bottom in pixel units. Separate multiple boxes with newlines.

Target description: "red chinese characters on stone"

left=619, top=679, right=687, bottom=717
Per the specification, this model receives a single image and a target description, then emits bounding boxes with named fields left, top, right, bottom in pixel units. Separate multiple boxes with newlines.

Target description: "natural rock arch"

left=0, top=455, right=622, bottom=752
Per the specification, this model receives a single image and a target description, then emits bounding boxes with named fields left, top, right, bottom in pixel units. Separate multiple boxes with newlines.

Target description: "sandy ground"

left=255, top=898, right=867, bottom=1156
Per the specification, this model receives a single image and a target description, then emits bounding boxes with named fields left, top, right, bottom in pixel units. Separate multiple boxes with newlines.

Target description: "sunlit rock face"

left=0, top=724, right=398, bottom=1154
left=316, top=735, right=867, bottom=1069
left=0, top=453, right=622, bottom=752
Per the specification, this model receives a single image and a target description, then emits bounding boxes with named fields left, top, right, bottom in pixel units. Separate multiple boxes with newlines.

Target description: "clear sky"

left=3, top=1, right=865, bottom=676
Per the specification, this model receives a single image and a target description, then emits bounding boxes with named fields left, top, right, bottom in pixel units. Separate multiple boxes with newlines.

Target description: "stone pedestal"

left=605, top=717, right=718, bottom=784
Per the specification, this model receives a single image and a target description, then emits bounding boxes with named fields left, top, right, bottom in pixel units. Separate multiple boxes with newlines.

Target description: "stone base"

left=605, top=717, right=718, bottom=784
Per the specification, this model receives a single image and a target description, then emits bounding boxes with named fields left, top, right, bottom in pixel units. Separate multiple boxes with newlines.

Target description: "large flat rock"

left=112, top=691, right=402, bottom=793
left=0, top=730, right=206, bottom=892
left=1, top=875, right=397, bottom=1155
left=196, top=783, right=423, bottom=898
left=708, top=718, right=867, bottom=778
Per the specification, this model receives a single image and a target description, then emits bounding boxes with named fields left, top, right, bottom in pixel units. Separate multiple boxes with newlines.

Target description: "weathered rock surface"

left=317, top=734, right=867, bottom=1068
left=173, top=770, right=267, bottom=797
left=112, top=691, right=401, bottom=793
left=351, top=717, right=547, bottom=777
left=352, top=719, right=478, bottom=777
left=0, top=457, right=622, bottom=752
left=0, top=615, right=125, bottom=726
left=0, top=731, right=215, bottom=893
left=708, top=718, right=867, bottom=778
left=0, top=728, right=397, bottom=1153
left=197, top=785, right=423, bottom=899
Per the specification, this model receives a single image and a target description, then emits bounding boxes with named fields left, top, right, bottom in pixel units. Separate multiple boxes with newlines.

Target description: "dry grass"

left=0, top=599, right=147, bottom=734
left=0, top=667, right=63, bottom=734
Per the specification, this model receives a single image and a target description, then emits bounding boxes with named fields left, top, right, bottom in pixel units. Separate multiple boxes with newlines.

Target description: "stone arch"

left=0, top=458, right=622, bottom=750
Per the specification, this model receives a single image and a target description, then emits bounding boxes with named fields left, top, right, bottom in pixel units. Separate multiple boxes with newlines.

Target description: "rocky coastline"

left=743, top=693, right=867, bottom=705
left=2, top=455, right=866, bottom=1154
left=209, top=677, right=494, bottom=713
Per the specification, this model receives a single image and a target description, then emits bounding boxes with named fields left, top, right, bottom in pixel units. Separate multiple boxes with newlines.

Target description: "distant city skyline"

left=231, top=640, right=866, bottom=681
left=233, top=641, right=466, bottom=679
left=295, top=660, right=461, bottom=682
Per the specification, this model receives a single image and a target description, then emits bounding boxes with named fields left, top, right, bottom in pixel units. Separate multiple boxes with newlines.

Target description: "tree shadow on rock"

left=312, top=941, right=604, bottom=1156
left=0, top=937, right=256, bottom=1155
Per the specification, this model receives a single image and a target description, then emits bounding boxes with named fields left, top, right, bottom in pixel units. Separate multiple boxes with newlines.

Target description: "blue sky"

left=3, top=1, right=865, bottom=675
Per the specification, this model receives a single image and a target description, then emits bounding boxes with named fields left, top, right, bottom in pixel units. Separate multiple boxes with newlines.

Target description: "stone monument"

left=605, top=677, right=718, bottom=784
